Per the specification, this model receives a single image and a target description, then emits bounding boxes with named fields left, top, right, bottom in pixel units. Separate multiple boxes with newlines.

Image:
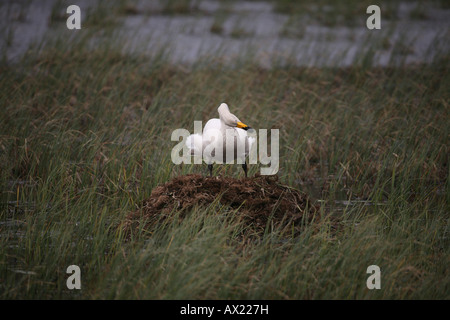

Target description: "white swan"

left=186, top=103, right=255, bottom=177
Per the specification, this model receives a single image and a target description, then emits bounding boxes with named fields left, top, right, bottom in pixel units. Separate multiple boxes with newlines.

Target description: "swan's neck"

left=220, top=118, right=235, bottom=131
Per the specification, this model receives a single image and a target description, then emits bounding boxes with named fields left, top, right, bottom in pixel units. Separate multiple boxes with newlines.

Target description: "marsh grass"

left=0, top=1, right=449, bottom=300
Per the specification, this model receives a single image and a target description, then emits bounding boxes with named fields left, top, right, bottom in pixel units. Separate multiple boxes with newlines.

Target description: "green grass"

left=0, top=1, right=449, bottom=300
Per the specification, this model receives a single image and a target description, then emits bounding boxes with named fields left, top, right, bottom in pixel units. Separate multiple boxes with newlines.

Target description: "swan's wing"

left=203, top=118, right=221, bottom=133
left=247, top=135, right=256, bottom=152
left=233, top=129, right=255, bottom=162
left=186, top=133, right=203, bottom=156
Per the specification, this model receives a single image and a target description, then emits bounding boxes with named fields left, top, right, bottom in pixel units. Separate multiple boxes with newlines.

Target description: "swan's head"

left=218, top=103, right=251, bottom=130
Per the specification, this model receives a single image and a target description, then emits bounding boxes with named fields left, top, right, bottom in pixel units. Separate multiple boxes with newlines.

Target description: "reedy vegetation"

left=0, top=0, right=448, bottom=299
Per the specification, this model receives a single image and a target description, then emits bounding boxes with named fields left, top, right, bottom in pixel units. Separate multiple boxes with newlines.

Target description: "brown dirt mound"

left=123, top=174, right=319, bottom=234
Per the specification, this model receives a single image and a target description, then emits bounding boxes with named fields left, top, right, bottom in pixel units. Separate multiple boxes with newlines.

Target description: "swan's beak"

left=237, top=121, right=251, bottom=131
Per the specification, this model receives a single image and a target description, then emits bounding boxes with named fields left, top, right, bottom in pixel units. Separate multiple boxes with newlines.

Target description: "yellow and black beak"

left=237, top=121, right=251, bottom=131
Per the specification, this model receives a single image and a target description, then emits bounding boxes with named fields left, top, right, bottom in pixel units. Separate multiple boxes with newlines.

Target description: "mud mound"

left=123, top=174, right=319, bottom=234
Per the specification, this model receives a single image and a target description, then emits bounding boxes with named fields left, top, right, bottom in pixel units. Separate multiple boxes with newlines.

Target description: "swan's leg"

left=208, top=164, right=213, bottom=177
left=242, top=161, right=248, bottom=178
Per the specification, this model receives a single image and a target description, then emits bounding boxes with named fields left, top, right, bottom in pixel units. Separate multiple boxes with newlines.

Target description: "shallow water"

left=1, top=0, right=449, bottom=67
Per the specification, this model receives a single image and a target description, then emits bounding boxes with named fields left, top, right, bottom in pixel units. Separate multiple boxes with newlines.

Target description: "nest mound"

left=123, top=174, right=319, bottom=234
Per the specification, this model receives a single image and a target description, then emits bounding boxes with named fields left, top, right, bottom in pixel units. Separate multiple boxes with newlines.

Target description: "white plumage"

left=186, top=103, right=255, bottom=177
